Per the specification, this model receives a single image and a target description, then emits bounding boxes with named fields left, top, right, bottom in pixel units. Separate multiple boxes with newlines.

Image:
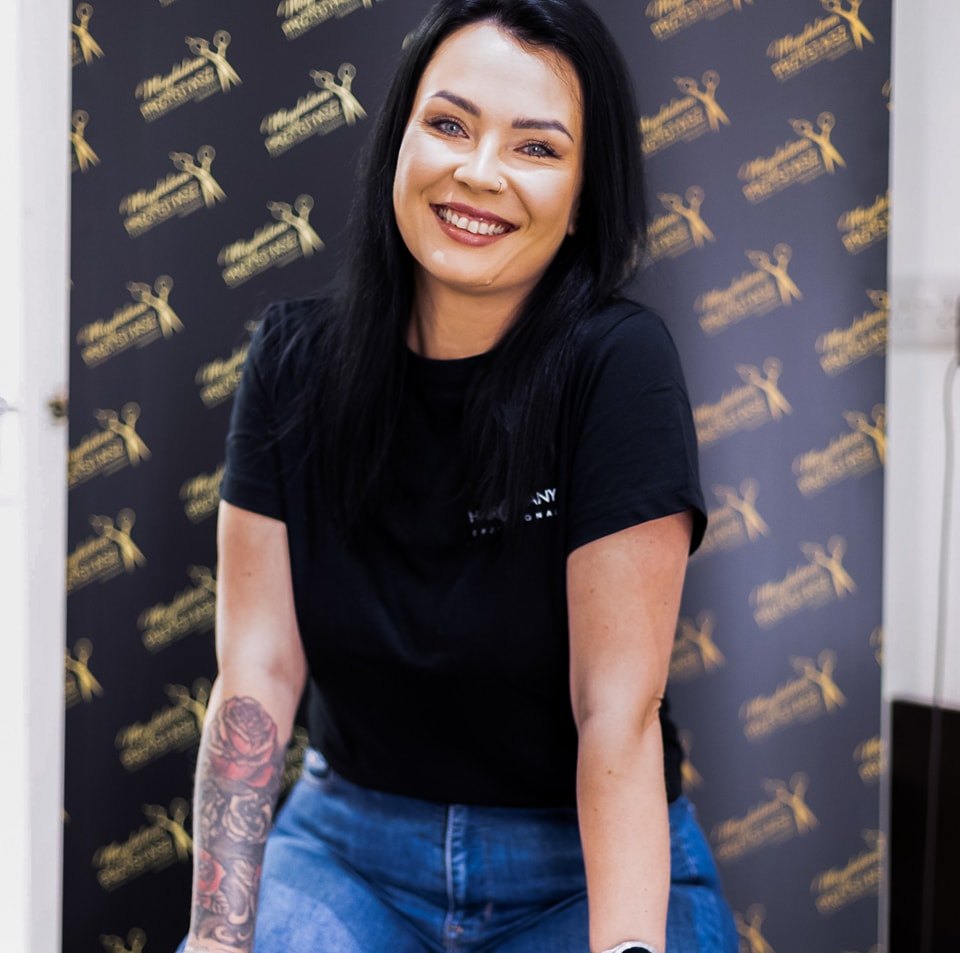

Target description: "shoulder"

left=246, top=294, right=336, bottom=404
left=573, top=296, right=688, bottom=392
left=255, top=293, right=332, bottom=351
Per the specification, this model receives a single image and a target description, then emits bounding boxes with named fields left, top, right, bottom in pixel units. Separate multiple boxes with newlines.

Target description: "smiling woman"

left=176, top=3, right=736, bottom=953
left=393, top=22, right=583, bottom=336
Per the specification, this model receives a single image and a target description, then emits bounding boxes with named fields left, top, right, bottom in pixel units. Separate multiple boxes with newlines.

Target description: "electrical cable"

left=918, top=296, right=959, bottom=953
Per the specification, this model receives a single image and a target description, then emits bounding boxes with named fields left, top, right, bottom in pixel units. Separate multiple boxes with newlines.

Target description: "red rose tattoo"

left=188, top=696, right=285, bottom=951
left=208, top=696, right=280, bottom=788
left=196, top=848, right=227, bottom=911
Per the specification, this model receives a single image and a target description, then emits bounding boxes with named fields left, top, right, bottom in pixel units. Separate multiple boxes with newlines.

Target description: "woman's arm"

left=184, top=500, right=308, bottom=953
left=567, top=510, right=693, bottom=953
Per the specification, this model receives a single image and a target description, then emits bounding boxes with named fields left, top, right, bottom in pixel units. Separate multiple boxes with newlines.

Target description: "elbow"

left=217, top=646, right=308, bottom=699
left=573, top=689, right=664, bottom=738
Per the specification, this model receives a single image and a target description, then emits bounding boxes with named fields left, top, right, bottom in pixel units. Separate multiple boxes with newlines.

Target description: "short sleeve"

left=565, top=310, right=707, bottom=556
left=219, top=306, right=287, bottom=522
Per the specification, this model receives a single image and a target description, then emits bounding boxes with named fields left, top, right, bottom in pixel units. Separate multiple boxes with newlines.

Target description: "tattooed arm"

left=184, top=501, right=307, bottom=953
left=185, top=687, right=286, bottom=952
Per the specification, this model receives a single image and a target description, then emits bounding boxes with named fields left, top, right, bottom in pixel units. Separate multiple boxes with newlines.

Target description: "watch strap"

left=599, top=942, right=660, bottom=953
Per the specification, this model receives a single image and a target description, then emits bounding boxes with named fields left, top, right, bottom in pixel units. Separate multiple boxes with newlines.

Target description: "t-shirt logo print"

left=467, top=487, right=557, bottom=537
left=524, top=487, right=557, bottom=521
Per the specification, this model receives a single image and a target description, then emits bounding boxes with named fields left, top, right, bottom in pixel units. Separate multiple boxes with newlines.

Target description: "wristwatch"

left=599, top=943, right=659, bottom=953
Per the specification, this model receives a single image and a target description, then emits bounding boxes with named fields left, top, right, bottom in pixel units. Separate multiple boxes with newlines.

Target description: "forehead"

left=415, top=21, right=583, bottom=128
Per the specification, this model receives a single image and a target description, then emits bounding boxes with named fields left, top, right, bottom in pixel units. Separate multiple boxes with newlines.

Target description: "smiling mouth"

left=432, top=204, right=516, bottom=236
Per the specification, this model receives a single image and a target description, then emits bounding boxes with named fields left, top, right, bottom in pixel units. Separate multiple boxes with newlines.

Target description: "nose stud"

left=495, top=177, right=505, bottom=194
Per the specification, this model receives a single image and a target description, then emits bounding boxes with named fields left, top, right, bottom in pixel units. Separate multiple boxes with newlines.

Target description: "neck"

left=407, top=277, right=525, bottom=359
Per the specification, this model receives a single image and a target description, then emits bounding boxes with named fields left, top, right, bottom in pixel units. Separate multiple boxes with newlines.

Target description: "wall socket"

left=889, top=276, right=960, bottom=352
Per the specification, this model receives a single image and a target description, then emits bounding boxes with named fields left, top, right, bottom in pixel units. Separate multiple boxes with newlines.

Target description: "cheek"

left=392, top=141, right=413, bottom=219
left=393, top=138, right=442, bottom=257
left=523, top=177, right=581, bottom=239
left=394, top=135, right=448, bottom=205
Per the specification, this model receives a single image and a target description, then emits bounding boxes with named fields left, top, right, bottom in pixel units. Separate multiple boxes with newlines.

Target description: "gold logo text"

left=640, top=71, right=729, bottom=157
left=750, top=537, right=856, bottom=629
left=75, top=277, right=183, bottom=367
left=219, top=196, right=325, bottom=287
left=119, top=147, right=225, bottom=237
left=817, top=290, right=887, bottom=375
left=93, top=800, right=192, bottom=891
left=694, top=358, right=792, bottom=447
left=115, top=681, right=209, bottom=771
left=180, top=464, right=226, bottom=523
left=135, top=31, right=240, bottom=122
left=261, top=64, right=366, bottom=156
left=67, top=509, right=146, bottom=594
left=768, top=1, right=874, bottom=82
left=278, top=0, right=382, bottom=41
left=838, top=192, right=889, bottom=254
left=646, top=0, right=754, bottom=42
left=712, top=775, right=819, bottom=863
left=792, top=405, right=885, bottom=496
left=739, top=114, right=845, bottom=203
left=811, top=830, right=883, bottom=915
left=139, top=566, right=217, bottom=653
left=195, top=338, right=250, bottom=408
left=695, top=244, right=801, bottom=334
left=854, top=735, right=886, bottom=784
left=69, top=405, right=151, bottom=489
left=740, top=651, right=846, bottom=741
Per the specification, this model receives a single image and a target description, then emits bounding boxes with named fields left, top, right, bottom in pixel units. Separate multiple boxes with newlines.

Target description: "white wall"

left=882, top=2, right=960, bottom=943
left=0, top=1, right=70, bottom=951
left=0, top=3, right=29, bottom=944
left=885, top=0, right=960, bottom=707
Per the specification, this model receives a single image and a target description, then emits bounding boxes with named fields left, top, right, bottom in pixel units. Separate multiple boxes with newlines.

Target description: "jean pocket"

left=300, top=746, right=333, bottom=788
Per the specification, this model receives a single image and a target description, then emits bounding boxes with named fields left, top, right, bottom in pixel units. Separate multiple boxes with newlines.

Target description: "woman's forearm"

left=185, top=677, right=290, bottom=953
left=576, top=713, right=670, bottom=953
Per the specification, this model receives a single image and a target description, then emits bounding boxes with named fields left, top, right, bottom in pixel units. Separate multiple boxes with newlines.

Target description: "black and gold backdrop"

left=66, top=1, right=890, bottom=951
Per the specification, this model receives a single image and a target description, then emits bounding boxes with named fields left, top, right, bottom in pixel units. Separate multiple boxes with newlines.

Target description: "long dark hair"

left=273, top=0, right=647, bottom=541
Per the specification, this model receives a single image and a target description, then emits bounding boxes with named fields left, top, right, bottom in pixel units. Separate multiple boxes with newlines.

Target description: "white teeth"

left=437, top=206, right=508, bottom=236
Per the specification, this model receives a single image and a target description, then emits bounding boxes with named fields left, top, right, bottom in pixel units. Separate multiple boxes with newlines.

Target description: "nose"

left=452, top=136, right=503, bottom=193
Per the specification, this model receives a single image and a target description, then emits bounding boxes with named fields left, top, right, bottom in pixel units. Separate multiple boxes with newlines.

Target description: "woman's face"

left=393, top=22, right=584, bottom=308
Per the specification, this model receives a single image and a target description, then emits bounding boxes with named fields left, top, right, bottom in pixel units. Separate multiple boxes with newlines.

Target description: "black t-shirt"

left=220, top=295, right=707, bottom=807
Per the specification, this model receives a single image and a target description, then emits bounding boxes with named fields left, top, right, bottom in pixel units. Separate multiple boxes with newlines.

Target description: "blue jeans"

left=178, top=747, right=737, bottom=952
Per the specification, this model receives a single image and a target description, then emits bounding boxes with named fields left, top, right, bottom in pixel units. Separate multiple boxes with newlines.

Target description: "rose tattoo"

left=187, top=696, right=285, bottom=951
left=207, top=696, right=280, bottom=788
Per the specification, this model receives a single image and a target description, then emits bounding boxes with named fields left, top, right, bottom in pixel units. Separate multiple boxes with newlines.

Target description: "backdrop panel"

left=66, top=2, right=890, bottom=951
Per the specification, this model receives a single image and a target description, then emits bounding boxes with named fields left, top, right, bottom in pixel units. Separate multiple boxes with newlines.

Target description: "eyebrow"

left=428, top=90, right=575, bottom=142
